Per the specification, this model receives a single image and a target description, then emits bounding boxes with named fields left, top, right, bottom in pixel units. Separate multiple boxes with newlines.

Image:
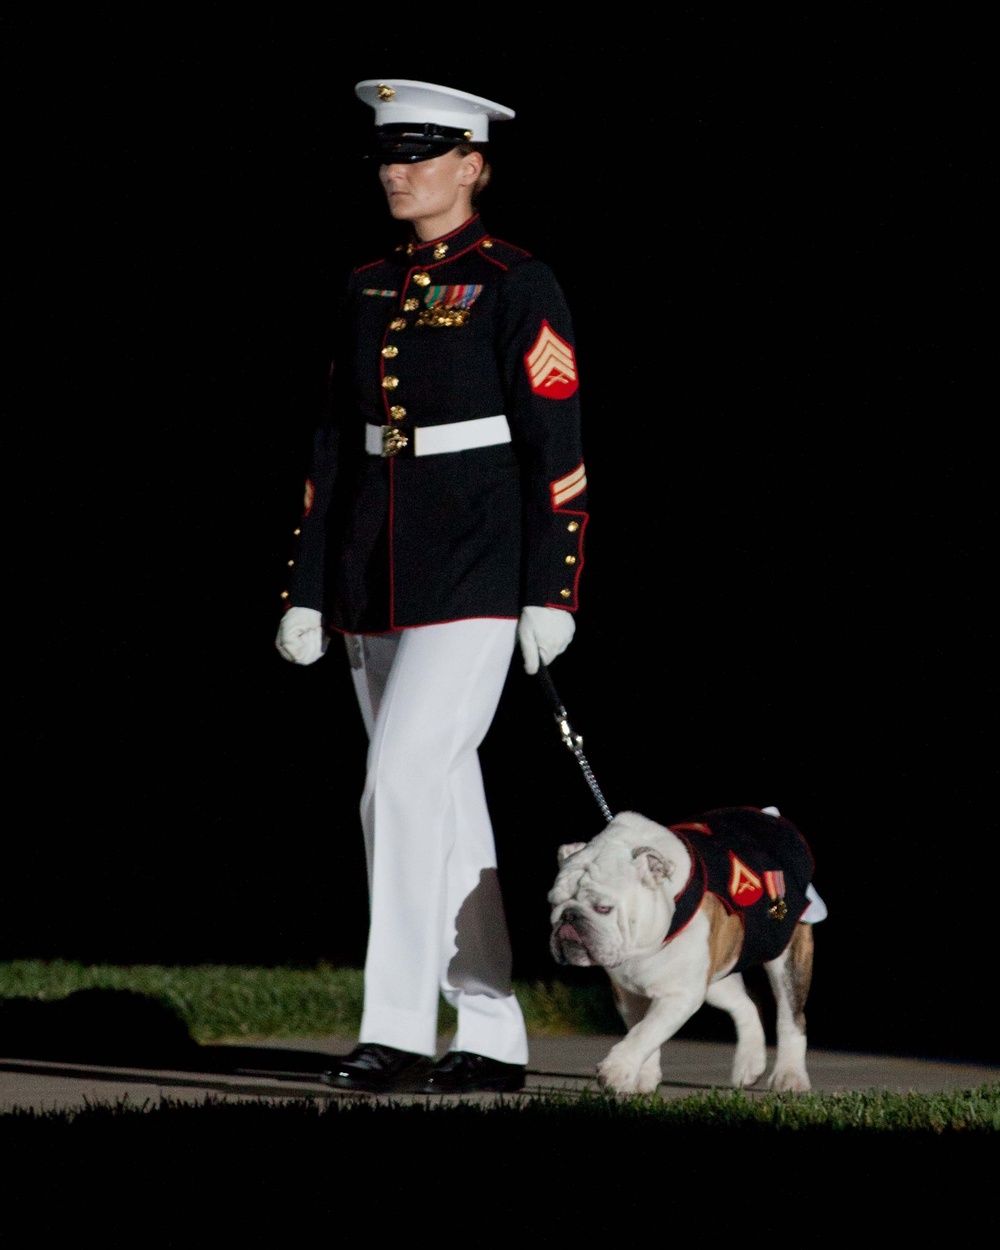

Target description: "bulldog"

left=549, top=805, right=827, bottom=1096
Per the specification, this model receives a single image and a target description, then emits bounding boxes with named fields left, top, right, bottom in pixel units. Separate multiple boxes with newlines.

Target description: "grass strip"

left=0, top=960, right=621, bottom=1042
left=3, top=1084, right=999, bottom=1132
left=3, top=1085, right=995, bottom=1145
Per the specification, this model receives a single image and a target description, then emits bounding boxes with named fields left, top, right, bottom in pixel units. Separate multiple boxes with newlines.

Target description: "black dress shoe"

left=412, top=1050, right=526, bottom=1094
left=321, top=1044, right=433, bottom=1093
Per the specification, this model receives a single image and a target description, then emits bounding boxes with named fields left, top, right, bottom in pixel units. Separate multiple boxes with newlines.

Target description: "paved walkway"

left=2, top=1036, right=997, bottom=1112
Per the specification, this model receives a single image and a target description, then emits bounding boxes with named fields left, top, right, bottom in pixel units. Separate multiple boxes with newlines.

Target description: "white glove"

left=517, top=606, right=576, bottom=675
left=275, top=606, right=326, bottom=665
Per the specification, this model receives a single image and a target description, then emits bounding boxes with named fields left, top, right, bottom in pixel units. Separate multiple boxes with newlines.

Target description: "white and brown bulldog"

left=549, top=805, right=827, bottom=1097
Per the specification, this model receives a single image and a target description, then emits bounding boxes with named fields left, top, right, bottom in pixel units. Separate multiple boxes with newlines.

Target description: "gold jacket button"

left=280, top=590, right=289, bottom=600
left=404, top=298, right=420, bottom=311
left=382, top=375, right=399, bottom=390
left=564, top=555, right=577, bottom=565
left=566, top=521, right=579, bottom=533
left=381, top=345, right=398, bottom=358
left=389, top=405, right=406, bottom=421
left=482, top=239, right=493, bottom=249
left=390, top=317, right=407, bottom=330
left=560, top=588, right=572, bottom=599
left=405, top=241, right=416, bottom=256
left=413, top=272, right=431, bottom=286
left=433, top=243, right=448, bottom=260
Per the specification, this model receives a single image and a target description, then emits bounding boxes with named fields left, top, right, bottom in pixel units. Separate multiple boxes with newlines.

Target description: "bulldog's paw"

left=768, top=1066, right=811, bottom=1093
left=731, top=1040, right=767, bottom=1088
left=636, top=1052, right=663, bottom=1094
left=597, top=1058, right=640, bottom=1096
left=597, top=1046, right=660, bottom=1096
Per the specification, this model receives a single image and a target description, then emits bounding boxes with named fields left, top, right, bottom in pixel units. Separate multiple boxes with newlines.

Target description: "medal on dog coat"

left=664, top=806, right=815, bottom=973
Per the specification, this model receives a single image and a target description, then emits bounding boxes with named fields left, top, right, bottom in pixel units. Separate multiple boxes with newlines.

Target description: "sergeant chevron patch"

left=525, top=320, right=578, bottom=398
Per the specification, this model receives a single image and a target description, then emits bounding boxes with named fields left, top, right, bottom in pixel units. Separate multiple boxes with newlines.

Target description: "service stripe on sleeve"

left=551, top=463, right=587, bottom=507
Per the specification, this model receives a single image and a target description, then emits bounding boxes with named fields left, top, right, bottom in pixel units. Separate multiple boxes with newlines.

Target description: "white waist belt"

left=365, top=414, right=511, bottom=457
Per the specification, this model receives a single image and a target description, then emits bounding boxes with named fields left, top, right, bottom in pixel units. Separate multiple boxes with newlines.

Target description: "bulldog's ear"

left=557, top=842, right=587, bottom=865
left=633, top=846, right=675, bottom=888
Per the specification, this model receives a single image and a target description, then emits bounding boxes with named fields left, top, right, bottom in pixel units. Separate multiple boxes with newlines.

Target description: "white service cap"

left=355, top=79, right=515, bottom=162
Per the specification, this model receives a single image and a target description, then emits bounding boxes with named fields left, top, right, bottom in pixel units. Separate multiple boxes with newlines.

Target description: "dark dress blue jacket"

left=282, top=214, right=588, bottom=635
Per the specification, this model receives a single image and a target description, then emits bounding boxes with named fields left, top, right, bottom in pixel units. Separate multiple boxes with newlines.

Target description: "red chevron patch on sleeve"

left=524, top=320, right=579, bottom=398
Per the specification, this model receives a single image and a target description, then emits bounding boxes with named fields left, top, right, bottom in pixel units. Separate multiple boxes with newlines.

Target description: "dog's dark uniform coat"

left=664, top=807, right=815, bottom=973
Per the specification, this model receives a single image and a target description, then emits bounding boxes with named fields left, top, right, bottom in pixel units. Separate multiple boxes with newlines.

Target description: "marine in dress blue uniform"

left=276, top=80, right=588, bottom=1095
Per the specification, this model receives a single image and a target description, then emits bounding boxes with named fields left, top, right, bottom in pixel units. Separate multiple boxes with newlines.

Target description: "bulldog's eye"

left=593, top=904, right=613, bottom=915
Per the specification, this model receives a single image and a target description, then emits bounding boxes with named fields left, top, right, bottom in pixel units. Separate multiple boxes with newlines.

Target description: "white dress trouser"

left=346, top=618, right=529, bottom=1065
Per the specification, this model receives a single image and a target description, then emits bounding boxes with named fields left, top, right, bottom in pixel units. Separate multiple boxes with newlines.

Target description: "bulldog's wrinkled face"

left=548, top=830, right=676, bottom=970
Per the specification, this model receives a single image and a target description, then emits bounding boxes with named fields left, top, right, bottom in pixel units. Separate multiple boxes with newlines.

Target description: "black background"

left=8, top=16, right=994, bottom=1064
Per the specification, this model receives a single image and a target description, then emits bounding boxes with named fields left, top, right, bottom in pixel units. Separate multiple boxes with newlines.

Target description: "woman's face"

left=378, top=149, right=482, bottom=239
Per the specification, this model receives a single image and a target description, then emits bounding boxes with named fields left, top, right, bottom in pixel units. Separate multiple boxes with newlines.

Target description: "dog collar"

left=663, top=827, right=706, bottom=945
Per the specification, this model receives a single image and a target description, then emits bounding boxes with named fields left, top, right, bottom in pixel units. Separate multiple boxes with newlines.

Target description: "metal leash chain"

left=535, top=664, right=613, bottom=824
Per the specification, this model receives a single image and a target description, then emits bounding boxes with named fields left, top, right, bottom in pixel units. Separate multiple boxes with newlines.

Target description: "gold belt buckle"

left=381, top=426, right=409, bottom=457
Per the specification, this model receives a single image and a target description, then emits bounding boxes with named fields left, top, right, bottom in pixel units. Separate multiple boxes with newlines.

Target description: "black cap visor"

left=367, top=122, right=475, bottom=164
